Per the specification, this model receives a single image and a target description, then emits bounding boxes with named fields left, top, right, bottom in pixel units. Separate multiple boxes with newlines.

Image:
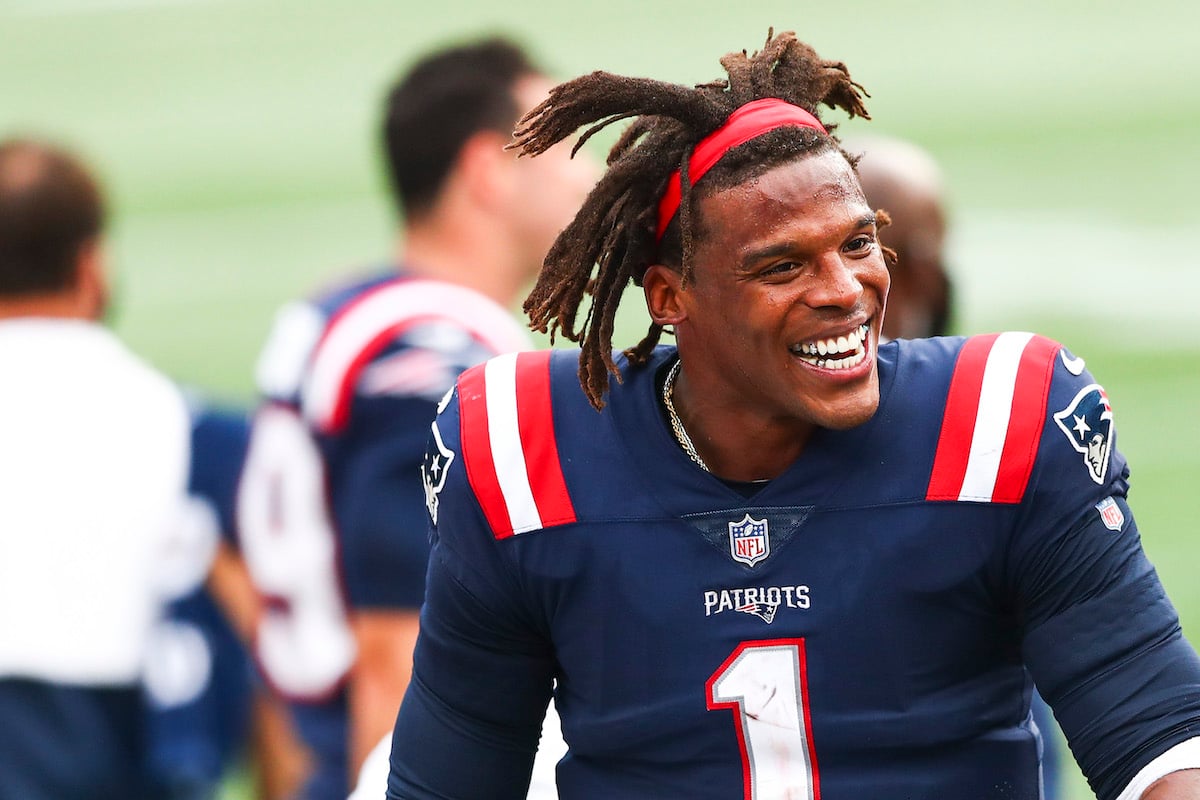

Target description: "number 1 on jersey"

left=707, top=639, right=820, bottom=800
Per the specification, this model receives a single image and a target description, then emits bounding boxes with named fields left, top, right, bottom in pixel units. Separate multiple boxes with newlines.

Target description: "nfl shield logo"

left=1096, top=496, right=1125, bottom=532
left=728, top=514, right=770, bottom=567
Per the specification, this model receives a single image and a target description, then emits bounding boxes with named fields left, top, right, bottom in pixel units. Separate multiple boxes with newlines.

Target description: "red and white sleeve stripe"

left=301, top=279, right=533, bottom=434
left=926, top=332, right=1061, bottom=504
left=457, top=351, right=577, bottom=538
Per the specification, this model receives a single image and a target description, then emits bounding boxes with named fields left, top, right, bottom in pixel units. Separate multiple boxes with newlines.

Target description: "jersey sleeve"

left=326, top=393, right=440, bottom=609
left=316, top=322, right=499, bottom=610
left=1008, top=347, right=1200, bottom=799
left=387, top=380, right=555, bottom=800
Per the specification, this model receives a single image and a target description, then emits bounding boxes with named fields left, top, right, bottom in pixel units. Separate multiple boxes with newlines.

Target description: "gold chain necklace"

left=662, top=359, right=710, bottom=472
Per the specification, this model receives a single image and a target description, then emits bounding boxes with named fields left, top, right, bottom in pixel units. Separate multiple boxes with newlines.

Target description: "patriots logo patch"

left=421, top=419, right=455, bottom=523
left=1053, top=383, right=1113, bottom=484
left=737, top=601, right=780, bottom=624
left=728, top=514, right=770, bottom=567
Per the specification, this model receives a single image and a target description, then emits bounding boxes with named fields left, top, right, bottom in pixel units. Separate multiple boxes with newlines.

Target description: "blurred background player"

left=143, top=395, right=312, bottom=800
left=238, top=35, right=597, bottom=797
left=848, top=132, right=1063, bottom=799
left=0, top=138, right=191, bottom=799
left=843, top=134, right=953, bottom=340
left=142, top=397, right=255, bottom=800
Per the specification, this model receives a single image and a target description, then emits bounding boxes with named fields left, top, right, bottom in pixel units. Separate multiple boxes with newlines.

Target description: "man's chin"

left=815, top=390, right=881, bottom=431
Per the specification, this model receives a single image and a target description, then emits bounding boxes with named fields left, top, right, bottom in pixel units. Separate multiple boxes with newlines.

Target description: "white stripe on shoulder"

left=255, top=301, right=325, bottom=399
left=483, top=354, right=543, bottom=534
left=958, top=331, right=1035, bottom=501
left=302, top=280, right=532, bottom=430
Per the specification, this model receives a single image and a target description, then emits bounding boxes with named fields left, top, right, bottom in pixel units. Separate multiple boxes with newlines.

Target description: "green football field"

left=2, top=1, right=1197, bottom=797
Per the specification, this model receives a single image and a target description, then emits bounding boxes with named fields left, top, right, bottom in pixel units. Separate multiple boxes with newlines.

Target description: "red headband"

left=655, top=98, right=828, bottom=242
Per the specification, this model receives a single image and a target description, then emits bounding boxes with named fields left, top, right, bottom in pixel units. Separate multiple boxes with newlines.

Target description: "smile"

left=791, top=323, right=870, bottom=370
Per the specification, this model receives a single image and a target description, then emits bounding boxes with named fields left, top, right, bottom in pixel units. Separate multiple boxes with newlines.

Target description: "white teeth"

left=793, top=322, right=872, bottom=370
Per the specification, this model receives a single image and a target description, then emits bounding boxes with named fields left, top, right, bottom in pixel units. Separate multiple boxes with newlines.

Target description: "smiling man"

left=388, top=31, right=1200, bottom=800
left=643, top=145, right=887, bottom=481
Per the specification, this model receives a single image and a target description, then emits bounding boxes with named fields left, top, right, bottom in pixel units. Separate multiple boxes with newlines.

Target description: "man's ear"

left=456, top=130, right=514, bottom=211
left=642, top=263, right=687, bottom=327
left=74, top=238, right=109, bottom=321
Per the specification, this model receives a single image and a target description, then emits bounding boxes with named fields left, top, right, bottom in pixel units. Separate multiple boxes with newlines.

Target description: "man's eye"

left=845, top=235, right=875, bottom=252
left=763, top=261, right=800, bottom=276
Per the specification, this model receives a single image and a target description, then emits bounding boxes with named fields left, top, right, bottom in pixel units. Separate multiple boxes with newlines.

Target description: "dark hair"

left=382, top=36, right=538, bottom=219
left=0, top=139, right=104, bottom=296
left=512, top=30, right=871, bottom=409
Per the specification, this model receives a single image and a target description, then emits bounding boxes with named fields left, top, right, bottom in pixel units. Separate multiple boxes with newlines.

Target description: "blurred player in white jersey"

left=0, top=138, right=191, bottom=799
left=238, top=36, right=596, bottom=798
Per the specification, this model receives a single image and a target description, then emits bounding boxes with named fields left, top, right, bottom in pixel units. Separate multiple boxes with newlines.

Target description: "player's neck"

left=0, top=290, right=97, bottom=322
left=667, top=365, right=815, bottom=482
left=399, top=217, right=529, bottom=309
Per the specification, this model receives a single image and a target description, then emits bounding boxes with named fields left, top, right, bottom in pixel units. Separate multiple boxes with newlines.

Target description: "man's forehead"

left=709, top=157, right=869, bottom=222
left=807, top=173, right=869, bottom=206
left=724, top=151, right=863, bottom=198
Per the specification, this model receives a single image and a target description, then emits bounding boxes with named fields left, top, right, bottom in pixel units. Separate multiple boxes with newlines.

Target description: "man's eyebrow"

left=738, top=213, right=879, bottom=268
left=739, top=241, right=794, bottom=268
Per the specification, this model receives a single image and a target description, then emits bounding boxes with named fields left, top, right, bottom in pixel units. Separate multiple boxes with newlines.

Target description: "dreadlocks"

left=512, top=30, right=871, bottom=409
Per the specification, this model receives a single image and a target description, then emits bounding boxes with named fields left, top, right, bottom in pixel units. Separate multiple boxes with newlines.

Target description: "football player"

left=240, top=36, right=596, bottom=797
left=145, top=397, right=313, bottom=800
left=389, top=31, right=1200, bottom=800
left=142, top=399, right=256, bottom=800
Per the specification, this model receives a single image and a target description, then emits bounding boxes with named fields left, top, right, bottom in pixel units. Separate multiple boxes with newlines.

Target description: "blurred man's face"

left=876, top=190, right=948, bottom=340
left=507, top=76, right=600, bottom=276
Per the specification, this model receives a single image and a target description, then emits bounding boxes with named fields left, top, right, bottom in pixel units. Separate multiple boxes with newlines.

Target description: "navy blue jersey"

left=242, top=270, right=532, bottom=798
left=267, top=269, right=532, bottom=609
left=390, top=335, right=1200, bottom=800
left=253, top=268, right=532, bottom=611
left=188, top=406, right=250, bottom=545
left=143, top=405, right=254, bottom=798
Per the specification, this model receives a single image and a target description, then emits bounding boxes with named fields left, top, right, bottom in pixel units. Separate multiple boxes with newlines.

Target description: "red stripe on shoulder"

left=991, top=335, right=1060, bottom=503
left=514, top=352, right=576, bottom=528
left=457, top=364, right=513, bottom=539
left=309, top=278, right=407, bottom=433
left=926, top=334, right=1000, bottom=501
left=323, top=320, right=418, bottom=432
